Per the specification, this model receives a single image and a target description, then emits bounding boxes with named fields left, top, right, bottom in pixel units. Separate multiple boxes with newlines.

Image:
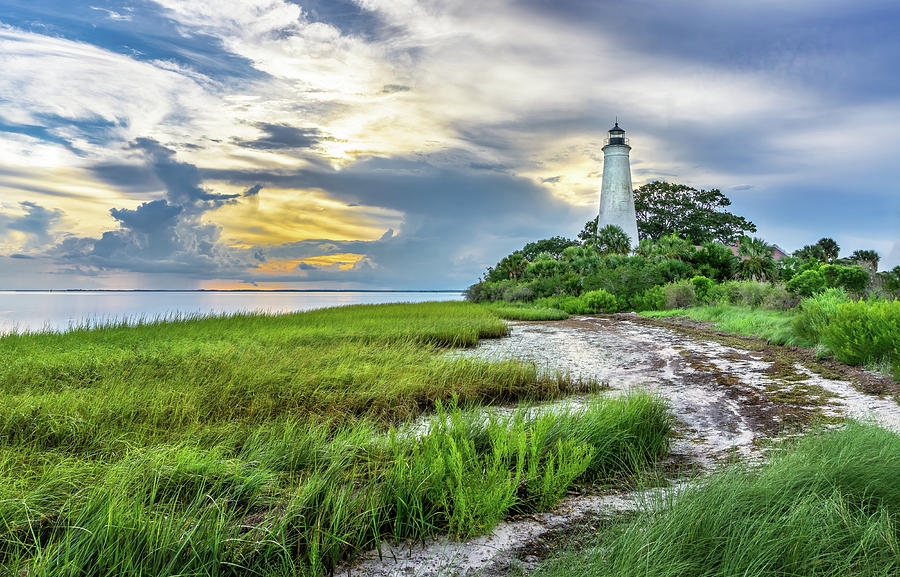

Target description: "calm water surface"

left=0, top=291, right=464, bottom=333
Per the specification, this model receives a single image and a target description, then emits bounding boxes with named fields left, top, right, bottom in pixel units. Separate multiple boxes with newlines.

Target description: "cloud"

left=0, top=201, right=64, bottom=250
left=89, top=6, right=133, bottom=22
left=1, top=0, right=898, bottom=285
left=127, top=138, right=241, bottom=211
left=53, top=140, right=251, bottom=274
left=109, top=200, right=182, bottom=234
left=235, top=123, right=327, bottom=150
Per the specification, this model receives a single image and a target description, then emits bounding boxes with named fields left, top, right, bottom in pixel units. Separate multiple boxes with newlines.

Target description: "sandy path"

left=343, top=315, right=900, bottom=577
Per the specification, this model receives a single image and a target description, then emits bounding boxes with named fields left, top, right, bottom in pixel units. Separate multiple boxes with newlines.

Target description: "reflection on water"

left=0, top=291, right=464, bottom=334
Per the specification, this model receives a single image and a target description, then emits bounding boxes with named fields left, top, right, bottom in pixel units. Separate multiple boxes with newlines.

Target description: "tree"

left=692, top=241, right=739, bottom=282
left=596, top=224, right=631, bottom=255
left=816, top=238, right=840, bottom=262
left=520, top=236, right=578, bottom=261
left=849, top=249, right=880, bottom=271
left=633, top=181, right=756, bottom=244
left=636, top=233, right=695, bottom=262
left=491, top=251, right=528, bottom=281
left=794, top=244, right=826, bottom=262
left=736, top=236, right=776, bottom=281
left=577, top=217, right=598, bottom=245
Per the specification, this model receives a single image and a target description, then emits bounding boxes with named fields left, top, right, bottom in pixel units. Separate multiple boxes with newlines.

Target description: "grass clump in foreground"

left=0, top=302, right=672, bottom=575
left=1, top=393, right=671, bottom=576
left=535, top=421, right=900, bottom=577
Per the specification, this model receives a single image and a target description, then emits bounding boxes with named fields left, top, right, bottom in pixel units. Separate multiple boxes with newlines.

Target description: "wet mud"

left=343, top=315, right=900, bottom=577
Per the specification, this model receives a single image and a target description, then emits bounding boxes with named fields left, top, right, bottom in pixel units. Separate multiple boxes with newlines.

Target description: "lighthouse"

left=597, top=121, right=639, bottom=248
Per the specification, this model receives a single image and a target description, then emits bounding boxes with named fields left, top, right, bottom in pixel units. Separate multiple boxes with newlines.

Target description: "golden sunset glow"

left=211, top=185, right=403, bottom=248
left=253, top=253, right=366, bottom=274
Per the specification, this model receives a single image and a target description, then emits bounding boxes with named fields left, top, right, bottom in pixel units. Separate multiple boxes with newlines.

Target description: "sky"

left=0, top=0, right=898, bottom=290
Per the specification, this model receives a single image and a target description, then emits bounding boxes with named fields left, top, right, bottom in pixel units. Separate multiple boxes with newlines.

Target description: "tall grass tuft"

left=534, top=422, right=900, bottom=577
left=819, top=299, right=900, bottom=366
left=642, top=305, right=812, bottom=346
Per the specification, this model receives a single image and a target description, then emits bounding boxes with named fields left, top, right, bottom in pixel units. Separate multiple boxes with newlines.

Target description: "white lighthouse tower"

left=597, top=121, right=639, bottom=248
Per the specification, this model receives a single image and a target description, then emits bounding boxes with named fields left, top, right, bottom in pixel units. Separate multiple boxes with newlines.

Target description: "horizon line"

left=1, top=289, right=466, bottom=293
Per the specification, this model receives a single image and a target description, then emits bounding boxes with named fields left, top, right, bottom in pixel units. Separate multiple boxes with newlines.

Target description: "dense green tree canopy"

left=633, top=181, right=756, bottom=244
left=519, top=236, right=579, bottom=261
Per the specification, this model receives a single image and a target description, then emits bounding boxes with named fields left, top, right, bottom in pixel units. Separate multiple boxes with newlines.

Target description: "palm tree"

left=636, top=233, right=693, bottom=261
left=596, top=224, right=631, bottom=255
left=816, top=237, right=840, bottom=262
left=849, top=249, right=880, bottom=271
left=737, top=236, right=776, bottom=281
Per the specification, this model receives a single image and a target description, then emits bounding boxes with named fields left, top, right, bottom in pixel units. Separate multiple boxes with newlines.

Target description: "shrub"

left=762, top=285, right=797, bottom=310
left=706, top=281, right=742, bottom=305
left=466, top=281, right=506, bottom=303
left=819, top=299, right=900, bottom=366
left=630, top=285, right=666, bottom=312
left=786, top=269, right=826, bottom=297
left=689, top=276, right=714, bottom=303
left=558, top=296, right=590, bottom=314
left=691, top=242, right=739, bottom=282
left=655, top=259, right=695, bottom=283
left=734, top=280, right=773, bottom=308
left=501, top=284, right=534, bottom=302
left=582, top=256, right=665, bottom=303
left=663, top=281, right=696, bottom=309
left=523, top=277, right=565, bottom=299
left=821, top=264, right=870, bottom=294
left=882, top=266, right=900, bottom=296
left=524, top=257, right=566, bottom=280
left=581, top=289, right=619, bottom=313
left=792, top=288, right=851, bottom=342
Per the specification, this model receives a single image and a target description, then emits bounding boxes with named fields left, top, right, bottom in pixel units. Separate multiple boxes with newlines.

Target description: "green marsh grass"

left=0, top=302, right=672, bottom=575
left=641, top=304, right=813, bottom=346
left=482, top=302, right=570, bottom=321
left=534, top=421, right=900, bottom=577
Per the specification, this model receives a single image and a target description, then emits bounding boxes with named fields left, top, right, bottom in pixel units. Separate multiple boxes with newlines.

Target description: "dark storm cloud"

left=235, top=123, right=326, bottom=150
left=206, top=153, right=579, bottom=224
left=109, top=199, right=182, bottom=234
left=89, top=161, right=161, bottom=194
left=128, top=138, right=241, bottom=211
left=55, top=139, right=252, bottom=275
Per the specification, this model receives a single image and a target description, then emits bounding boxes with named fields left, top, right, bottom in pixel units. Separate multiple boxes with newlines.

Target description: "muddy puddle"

left=343, top=315, right=900, bottom=577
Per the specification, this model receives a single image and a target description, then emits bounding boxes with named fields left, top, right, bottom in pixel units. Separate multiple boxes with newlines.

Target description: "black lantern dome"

left=607, top=121, right=627, bottom=145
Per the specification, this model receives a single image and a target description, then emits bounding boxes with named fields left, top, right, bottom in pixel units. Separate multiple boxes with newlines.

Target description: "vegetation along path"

left=347, top=314, right=900, bottom=577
